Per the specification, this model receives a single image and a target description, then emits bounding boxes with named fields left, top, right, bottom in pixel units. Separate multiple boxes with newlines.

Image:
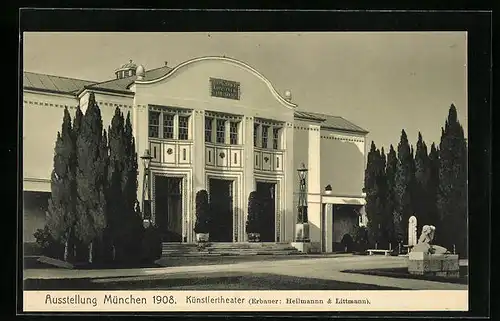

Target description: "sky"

left=23, top=32, right=467, bottom=151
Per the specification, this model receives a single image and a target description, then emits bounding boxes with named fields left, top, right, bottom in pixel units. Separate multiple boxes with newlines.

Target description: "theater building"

left=23, top=56, right=368, bottom=252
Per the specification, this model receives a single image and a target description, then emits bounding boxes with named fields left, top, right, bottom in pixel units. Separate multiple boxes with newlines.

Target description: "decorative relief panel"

left=254, top=151, right=262, bottom=170
left=216, top=147, right=229, bottom=167
left=261, top=152, right=272, bottom=171
left=253, top=150, right=284, bottom=173
left=163, top=143, right=177, bottom=164
left=205, top=147, right=216, bottom=166
left=178, top=144, right=191, bottom=164
left=206, top=145, right=243, bottom=169
left=274, top=155, right=281, bottom=171
left=149, top=142, right=162, bottom=163
left=230, top=150, right=242, bottom=168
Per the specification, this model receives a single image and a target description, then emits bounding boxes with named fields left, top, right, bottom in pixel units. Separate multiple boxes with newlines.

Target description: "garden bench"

left=367, top=249, right=391, bottom=256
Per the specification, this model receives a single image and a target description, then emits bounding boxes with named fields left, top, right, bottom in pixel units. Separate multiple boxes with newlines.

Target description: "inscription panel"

left=210, top=78, right=240, bottom=100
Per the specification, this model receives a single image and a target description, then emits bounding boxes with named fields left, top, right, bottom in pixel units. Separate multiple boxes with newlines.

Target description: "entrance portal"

left=209, top=179, right=234, bottom=242
left=332, top=204, right=361, bottom=251
left=154, top=176, right=183, bottom=242
left=256, top=182, right=276, bottom=242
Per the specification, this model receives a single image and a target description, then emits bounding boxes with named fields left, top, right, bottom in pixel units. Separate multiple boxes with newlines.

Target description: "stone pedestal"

left=408, top=252, right=460, bottom=278
left=295, top=222, right=310, bottom=242
left=291, top=241, right=311, bottom=253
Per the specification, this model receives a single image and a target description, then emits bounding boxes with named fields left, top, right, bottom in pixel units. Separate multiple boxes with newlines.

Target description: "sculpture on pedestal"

left=408, top=224, right=459, bottom=278
left=411, top=225, right=449, bottom=254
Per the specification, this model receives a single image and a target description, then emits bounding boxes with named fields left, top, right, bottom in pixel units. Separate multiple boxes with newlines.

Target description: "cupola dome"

left=115, top=60, right=138, bottom=79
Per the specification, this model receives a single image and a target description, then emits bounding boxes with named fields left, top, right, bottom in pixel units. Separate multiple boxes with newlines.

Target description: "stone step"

left=163, top=251, right=301, bottom=257
left=160, top=242, right=300, bottom=257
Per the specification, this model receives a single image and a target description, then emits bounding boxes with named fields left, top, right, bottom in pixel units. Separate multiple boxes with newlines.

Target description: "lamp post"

left=141, top=149, right=153, bottom=226
left=296, top=163, right=310, bottom=242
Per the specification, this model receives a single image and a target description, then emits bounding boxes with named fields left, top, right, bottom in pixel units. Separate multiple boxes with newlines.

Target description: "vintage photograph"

left=22, top=32, right=468, bottom=297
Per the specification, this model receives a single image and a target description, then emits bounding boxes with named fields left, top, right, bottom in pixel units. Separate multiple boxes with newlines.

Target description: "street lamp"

left=141, top=149, right=153, bottom=223
left=296, top=163, right=310, bottom=242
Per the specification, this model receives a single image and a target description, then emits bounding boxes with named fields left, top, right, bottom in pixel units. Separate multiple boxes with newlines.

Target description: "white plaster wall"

left=23, top=92, right=79, bottom=188
left=23, top=90, right=136, bottom=191
left=133, top=59, right=295, bottom=123
left=320, top=130, right=366, bottom=197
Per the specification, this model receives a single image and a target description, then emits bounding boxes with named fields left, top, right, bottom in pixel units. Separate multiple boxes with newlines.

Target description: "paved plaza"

left=24, top=255, right=468, bottom=290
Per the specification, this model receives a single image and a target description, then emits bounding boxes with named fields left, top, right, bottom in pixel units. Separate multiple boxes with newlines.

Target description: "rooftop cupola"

left=115, top=60, right=138, bottom=79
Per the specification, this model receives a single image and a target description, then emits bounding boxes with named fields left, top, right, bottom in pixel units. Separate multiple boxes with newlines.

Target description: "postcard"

left=22, top=29, right=469, bottom=313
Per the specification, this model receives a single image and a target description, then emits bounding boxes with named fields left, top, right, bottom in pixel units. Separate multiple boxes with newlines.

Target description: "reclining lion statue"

left=411, top=225, right=449, bottom=254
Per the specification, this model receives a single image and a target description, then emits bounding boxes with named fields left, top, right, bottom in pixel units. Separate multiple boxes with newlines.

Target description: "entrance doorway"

left=256, top=182, right=276, bottom=242
left=154, top=176, right=183, bottom=242
left=209, top=179, right=234, bottom=242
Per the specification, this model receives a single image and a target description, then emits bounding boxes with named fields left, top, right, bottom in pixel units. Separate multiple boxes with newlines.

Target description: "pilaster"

left=325, top=203, right=333, bottom=252
left=243, top=116, right=255, bottom=241
left=284, top=122, right=295, bottom=242
left=134, top=102, right=149, bottom=216
left=307, top=124, right=321, bottom=245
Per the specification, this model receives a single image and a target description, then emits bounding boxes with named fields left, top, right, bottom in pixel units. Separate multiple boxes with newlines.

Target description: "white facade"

left=23, top=56, right=368, bottom=251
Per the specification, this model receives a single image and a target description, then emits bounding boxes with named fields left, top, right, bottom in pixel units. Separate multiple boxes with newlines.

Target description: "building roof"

left=23, top=72, right=97, bottom=95
left=23, top=65, right=367, bottom=135
left=83, top=65, right=173, bottom=94
left=294, top=110, right=369, bottom=134
left=23, top=65, right=173, bottom=96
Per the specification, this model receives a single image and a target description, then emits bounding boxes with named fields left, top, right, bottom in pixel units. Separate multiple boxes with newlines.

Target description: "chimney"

left=164, top=61, right=168, bottom=66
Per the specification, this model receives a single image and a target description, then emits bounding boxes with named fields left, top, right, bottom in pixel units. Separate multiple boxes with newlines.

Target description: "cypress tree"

left=74, top=93, right=108, bottom=264
left=364, top=141, right=378, bottom=194
left=123, top=111, right=143, bottom=260
left=414, top=132, right=431, bottom=226
left=46, top=107, right=76, bottom=261
left=394, top=129, right=413, bottom=244
left=385, top=145, right=398, bottom=247
left=73, top=106, right=83, bottom=138
left=107, top=108, right=126, bottom=260
left=107, top=108, right=142, bottom=263
left=363, top=142, right=385, bottom=247
left=363, top=142, right=377, bottom=245
left=438, top=104, right=468, bottom=256
left=428, top=143, right=440, bottom=230
left=378, top=147, right=393, bottom=248
left=123, top=111, right=139, bottom=212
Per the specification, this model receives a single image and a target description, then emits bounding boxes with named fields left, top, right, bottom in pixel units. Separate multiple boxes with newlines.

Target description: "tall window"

left=254, top=124, right=259, bottom=147
left=273, top=128, right=281, bottom=149
left=205, top=117, right=213, bottom=142
left=229, top=121, right=239, bottom=145
left=216, top=119, right=226, bottom=144
left=148, top=111, right=160, bottom=138
left=261, top=125, right=269, bottom=149
left=178, top=116, right=189, bottom=140
left=163, top=113, right=174, bottom=139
